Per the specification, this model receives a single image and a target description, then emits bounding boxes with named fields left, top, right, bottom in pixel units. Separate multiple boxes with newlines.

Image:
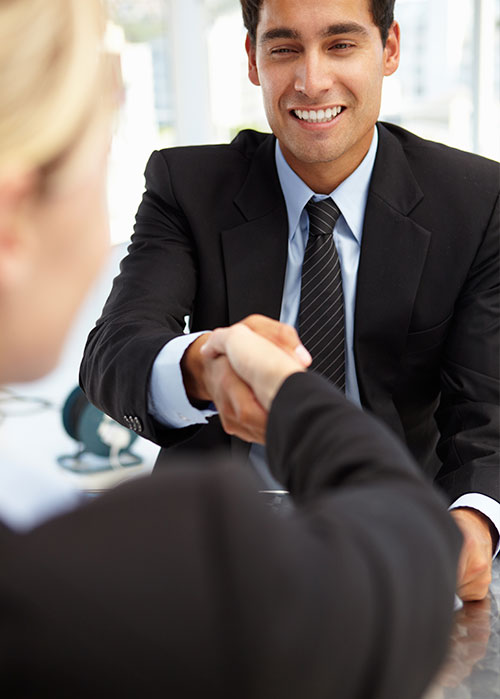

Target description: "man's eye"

left=270, top=47, right=294, bottom=55
left=331, top=43, right=353, bottom=50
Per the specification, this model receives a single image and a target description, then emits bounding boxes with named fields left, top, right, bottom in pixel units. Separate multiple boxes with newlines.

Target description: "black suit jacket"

left=80, top=123, right=500, bottom=504
left=0, top=373, right=461, bottom=698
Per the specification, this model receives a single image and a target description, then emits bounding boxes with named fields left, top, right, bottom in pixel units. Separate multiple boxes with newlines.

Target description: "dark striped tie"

left=298, top=197, right=345, bottom=390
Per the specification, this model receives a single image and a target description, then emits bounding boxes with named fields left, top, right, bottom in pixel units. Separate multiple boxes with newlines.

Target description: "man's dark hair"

left=241, top=0, right=396, bottom=46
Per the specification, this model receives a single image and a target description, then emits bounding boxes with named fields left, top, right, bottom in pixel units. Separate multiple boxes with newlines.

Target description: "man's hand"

left=180, top=315, right=311, bottom=444
left=202, top=322, right=311, bottom=410
left=451, top=508, right=495, bottom=601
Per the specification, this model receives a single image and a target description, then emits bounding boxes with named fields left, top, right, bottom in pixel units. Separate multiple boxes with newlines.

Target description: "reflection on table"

left=424, top=559, right=500, bottom=699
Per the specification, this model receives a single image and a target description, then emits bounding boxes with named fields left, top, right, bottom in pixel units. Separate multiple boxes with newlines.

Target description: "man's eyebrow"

left=259, top=22, right=370, bottom=45
left=321, top=22, right=370, bottom=38
left=259, top=28, right=300, bottom=44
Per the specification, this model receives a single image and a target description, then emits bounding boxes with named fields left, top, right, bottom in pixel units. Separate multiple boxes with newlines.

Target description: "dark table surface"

left=424, top=559, right=500, bottom=699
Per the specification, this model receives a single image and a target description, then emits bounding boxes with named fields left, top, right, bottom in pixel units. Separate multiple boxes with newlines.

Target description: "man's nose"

left=294, top=51, right=333, bottom=98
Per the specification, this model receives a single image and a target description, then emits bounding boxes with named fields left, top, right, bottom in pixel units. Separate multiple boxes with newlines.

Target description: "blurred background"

left=106, top=0, right=500, bottom=244
left=2, top=0, right=499, bottom=496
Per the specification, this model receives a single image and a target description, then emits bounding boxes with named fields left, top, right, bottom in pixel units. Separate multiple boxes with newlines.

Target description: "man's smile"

left=291, top=105, right=345, bottom=123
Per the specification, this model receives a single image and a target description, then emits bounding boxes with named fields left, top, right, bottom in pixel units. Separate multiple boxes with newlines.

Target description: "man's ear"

left=383, top=21, right=400, bottom=77
left=245, top=33, right=260, bottom=86
left=0, top=171, right=38, bottom=289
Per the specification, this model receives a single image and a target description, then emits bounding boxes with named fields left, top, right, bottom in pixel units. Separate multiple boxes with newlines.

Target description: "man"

left=80, top=0, right=499, bottom=600
left=2, top=325, right=462, bottom=697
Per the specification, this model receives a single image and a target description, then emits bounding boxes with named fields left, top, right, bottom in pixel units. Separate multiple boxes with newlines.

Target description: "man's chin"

left=279, top=140, right=346, bottom=167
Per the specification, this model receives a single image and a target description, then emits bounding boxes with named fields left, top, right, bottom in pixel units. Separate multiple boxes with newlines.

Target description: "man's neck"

left=278, top=128, right=375, bottom=194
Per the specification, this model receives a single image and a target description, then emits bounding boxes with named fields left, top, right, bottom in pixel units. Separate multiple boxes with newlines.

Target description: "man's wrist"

left=180, top=332, right=212, bottom=404
left=453, top=507, right=499, bottom=555
left=450, top=494, right=500, bottom=558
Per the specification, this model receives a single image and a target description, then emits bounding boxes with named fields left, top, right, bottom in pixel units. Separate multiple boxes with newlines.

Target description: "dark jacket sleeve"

left=79, top=149, right=207, bottom=448
left=434, top=193, right=500, bottom=502
left=0, top=372, right=461, bottom=699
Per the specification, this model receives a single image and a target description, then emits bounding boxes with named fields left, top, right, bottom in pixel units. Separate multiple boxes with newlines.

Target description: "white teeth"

left=294, top=107, right=342, bottom=123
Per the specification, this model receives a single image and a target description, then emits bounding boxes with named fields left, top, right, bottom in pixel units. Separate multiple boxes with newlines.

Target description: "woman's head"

left=0, top=0, right=115, bottom=383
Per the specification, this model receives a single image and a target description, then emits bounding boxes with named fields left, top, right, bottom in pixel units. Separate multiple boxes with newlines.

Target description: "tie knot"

left=306, top=198, right=341, bottom=237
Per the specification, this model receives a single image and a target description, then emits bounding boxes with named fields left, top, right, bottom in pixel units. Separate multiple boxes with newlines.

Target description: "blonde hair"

left=0, top=0, right=110, bottom=177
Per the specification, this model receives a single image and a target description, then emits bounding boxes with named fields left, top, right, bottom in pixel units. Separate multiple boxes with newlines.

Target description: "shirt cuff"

left=449, top=493, right=500, bottom=558
left=148, top=332, right=218, bottom=429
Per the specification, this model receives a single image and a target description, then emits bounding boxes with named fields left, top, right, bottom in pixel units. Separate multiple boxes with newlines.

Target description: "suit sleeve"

left=79, top=150, right=206, bottom=448
left=434, top=192, right=500, bottom=503
left=0, top=372, right=461, bottom=699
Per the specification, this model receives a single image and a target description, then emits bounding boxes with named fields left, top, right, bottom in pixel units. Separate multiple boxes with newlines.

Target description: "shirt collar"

left=275, top=126, right=379, bottom=244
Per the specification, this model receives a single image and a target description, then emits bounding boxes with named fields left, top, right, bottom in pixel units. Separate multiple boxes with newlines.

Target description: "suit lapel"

left=221, top=135, right=289, bottom=324
left=355, top=125, right=432, bottom=419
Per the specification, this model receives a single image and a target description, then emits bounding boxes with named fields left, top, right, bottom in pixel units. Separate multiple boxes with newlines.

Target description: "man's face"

left=246, top=0, right=400, bottom=189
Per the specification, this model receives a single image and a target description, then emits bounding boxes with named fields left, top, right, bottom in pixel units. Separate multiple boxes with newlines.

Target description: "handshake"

left=181, top=314, right=313, bottom=444
left=182, top=316, right=496, bottom=603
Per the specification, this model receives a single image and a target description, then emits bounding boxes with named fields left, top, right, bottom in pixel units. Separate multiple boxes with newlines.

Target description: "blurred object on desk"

left=58, top=385, right=142, bottom=488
